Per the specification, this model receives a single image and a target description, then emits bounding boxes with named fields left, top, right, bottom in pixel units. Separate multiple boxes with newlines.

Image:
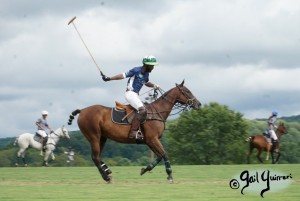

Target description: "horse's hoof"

left=15, top=163, right=19, bottom=167
left=140, top=168, right=147, bottom=176
left=167, top=176, right=174, bottom=183
left=106, top=175, right=112, bottom=184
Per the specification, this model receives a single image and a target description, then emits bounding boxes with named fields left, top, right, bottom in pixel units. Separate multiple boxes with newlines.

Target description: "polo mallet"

left=68, top=16, right=105, bottom=77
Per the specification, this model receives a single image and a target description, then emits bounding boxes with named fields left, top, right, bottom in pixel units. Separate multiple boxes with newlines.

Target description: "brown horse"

left=246, top=122, right=288, bottom=164
left=68, top=80, right=201, bottom=183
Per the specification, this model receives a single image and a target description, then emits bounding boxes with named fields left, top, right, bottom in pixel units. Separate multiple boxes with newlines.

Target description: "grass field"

left=0, top=164, right=299, bottom=201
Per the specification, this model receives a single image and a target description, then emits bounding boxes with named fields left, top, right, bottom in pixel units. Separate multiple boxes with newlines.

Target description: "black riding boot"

left=128, top=106, right=146, bottom=139
left=271, top=139, right=278, bottom=151
left=128, top=118, right=141, bottom=139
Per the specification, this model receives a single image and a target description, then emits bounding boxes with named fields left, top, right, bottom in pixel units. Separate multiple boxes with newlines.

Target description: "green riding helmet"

left=142, top=55, right=159, bottom=66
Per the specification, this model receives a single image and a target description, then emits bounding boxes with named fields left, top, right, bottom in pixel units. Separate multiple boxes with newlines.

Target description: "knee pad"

left=137, top=106, right=147, bottom=121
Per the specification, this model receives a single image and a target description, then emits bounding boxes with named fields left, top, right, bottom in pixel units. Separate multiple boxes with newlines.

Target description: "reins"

left=146, top=86, right=195, bottom=121
left=46, top=128, right=66, bottom=146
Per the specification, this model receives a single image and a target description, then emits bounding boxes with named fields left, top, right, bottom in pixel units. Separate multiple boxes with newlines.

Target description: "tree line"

left=0, top=102, right=299, bottom=167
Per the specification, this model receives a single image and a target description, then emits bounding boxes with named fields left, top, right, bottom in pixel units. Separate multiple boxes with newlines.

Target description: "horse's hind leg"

left=16, top=148, right=28, bottom=167
left=99, top=137, right=112, bottom=175
left=256, top=149, right=263, bottom=163
left=247, top=146, right=254, bottom=164
left=90, top=136, right=111, bottom=182
left=265, top=143, right=271, bottom=160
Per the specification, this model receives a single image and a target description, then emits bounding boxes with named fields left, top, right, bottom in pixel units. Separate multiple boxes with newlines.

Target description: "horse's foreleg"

left=266, top=152, right=270, bottom=161
left=271, top=151, right=275, bottom=164
left=22, top=157, right=27, bottom=167
left=51, top=152, right=55, bottom=160
left=43, top=150, right=52, bottom=166
left=270, top=143, right=279, bottom=164
left=145, top=138, right=173, bottom=183
left=275, top=152, right=281, bottom=163
left=140, top=156, right=162, bottom=175
left=163, top=154, right=173, bottom=183
left=141, top=139, right=164, bottom=175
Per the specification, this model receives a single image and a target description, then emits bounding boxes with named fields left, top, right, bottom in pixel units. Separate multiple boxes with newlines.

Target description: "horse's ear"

left=180, top=79, right=185, bottom=86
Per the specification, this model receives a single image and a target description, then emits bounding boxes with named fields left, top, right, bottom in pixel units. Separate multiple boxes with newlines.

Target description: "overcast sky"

left=1, top=0, right=300, bottom=138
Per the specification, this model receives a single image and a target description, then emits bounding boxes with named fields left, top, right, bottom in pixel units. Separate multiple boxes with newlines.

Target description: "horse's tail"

left=13, top=137, right=19, bottom=146
left=68, top=109, right=81, bottom=125
left=245, top=136, right=254, bottom=142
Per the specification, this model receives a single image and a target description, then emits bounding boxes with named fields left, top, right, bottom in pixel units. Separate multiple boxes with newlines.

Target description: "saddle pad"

left=33, top=134, right=42, bottom=143
left=111, top=108, right=130, bottom=125
left=263, top=132, right=270, bottom=138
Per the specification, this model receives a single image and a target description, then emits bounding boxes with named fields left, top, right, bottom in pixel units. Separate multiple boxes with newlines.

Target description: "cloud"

left=1, top=0, right=300, bottom=137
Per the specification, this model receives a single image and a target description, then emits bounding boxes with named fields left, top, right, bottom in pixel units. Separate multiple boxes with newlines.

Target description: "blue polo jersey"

left=123, top=66, right=149, bottom=94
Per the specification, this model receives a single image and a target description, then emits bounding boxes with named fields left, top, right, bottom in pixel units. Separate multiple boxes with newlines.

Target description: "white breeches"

left=269, top=130, right=278, bottom=140
left=37, top=130, right=47, bottom=138
left=125, top=91, right=144, bottom=110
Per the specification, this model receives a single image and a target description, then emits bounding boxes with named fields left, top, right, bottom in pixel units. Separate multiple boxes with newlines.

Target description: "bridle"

left=50, top=127, right=68, bottom=138
left=175, top=83, right=195, bottom=109
left=148, top=84, right=197, bottom=118
left=47, top=127, right=68, bottom=146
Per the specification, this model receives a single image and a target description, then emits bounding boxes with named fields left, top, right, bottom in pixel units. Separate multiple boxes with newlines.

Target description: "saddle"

left=111, top=101, right=136, bottom=124
left=263, top=131, right=272, bottom=145
left=33, top=133, right=43, bottom=144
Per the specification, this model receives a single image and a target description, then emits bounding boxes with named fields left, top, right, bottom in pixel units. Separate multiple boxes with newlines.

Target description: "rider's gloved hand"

left=153, top=84, right=160, bottom=90
left=102, top=75, right=111, bottom=82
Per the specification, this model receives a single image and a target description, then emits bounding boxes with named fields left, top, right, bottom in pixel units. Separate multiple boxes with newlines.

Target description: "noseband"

left=175, top=84, right=195, bottom=109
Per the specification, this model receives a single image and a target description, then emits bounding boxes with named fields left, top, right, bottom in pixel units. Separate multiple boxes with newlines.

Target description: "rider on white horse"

left=36, top=111, right=53, bottom=152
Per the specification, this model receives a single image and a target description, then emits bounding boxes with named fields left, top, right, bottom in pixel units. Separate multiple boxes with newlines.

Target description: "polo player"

left=102, top=55, right=160, bottom=139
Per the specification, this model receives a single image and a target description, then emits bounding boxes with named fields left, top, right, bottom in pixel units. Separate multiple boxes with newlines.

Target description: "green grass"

left=0, top=165, right=299, bottom=201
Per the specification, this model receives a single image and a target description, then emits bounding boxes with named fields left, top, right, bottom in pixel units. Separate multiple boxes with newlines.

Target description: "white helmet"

left=41, top=110, right=48, bottom=115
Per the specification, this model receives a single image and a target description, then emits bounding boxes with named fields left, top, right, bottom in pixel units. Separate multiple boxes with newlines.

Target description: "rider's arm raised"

left=109, top=74, right=125, bottom=80
left=102, top=73, right=125, bottom=82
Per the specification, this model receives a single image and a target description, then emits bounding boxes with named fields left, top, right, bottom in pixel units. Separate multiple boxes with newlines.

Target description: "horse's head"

left=175, top=80, right=201, bottom=109
left=277, top=122, right=288, bottom=135
left=60, top=125, right=70, bottom=139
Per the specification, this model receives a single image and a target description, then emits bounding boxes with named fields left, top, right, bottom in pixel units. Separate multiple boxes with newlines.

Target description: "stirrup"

left=129, top=129, right=144, bottom=140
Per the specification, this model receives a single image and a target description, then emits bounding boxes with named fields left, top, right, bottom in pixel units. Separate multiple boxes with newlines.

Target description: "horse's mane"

left=150, top=87, right=176, bottom=105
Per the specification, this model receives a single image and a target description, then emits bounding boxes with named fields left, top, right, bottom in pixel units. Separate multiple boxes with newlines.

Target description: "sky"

left=1, top=0, right=300, bottom=138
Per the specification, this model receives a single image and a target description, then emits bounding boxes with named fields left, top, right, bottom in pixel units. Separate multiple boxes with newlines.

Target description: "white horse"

left=14, top=126, right=70, bottom=166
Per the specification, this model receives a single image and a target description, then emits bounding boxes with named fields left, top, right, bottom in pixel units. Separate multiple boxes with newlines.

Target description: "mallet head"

left=68, top=16, right=77, bottom=25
